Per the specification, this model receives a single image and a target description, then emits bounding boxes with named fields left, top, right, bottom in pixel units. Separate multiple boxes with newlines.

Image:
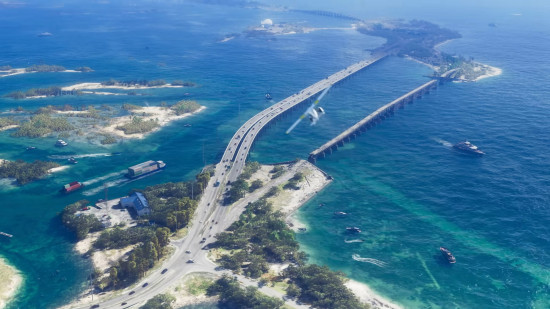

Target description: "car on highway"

left=129, top=291, right=135, bottom=295
left=142, top=282, right=148, bottom=288
left=185, top=250, right=191, bottom=253
left=121, top=302, right=127, bottom=306
left=90, top=305, right=100, bottom=308
left=187, top=259, right=195, bottom=263
left=161, top=268, right=168, bottom=274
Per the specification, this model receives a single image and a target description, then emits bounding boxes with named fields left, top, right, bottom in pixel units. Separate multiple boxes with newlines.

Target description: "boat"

left=126, top=160, right=166, bottom=179
left=0, top=231, right=13, bottom=238
left=55, top=139, right=68, bottom=147
left=26, top=146, right=36, bottom=151
left=68, top=157, right=78, bottom=164
left=183, top=124, right=192, bottom=127
left=440, top=247, right=456, bottom=264
left=453, top=141, right=484, bottom=155
left=37, top=32, right=53, bottom=37
left=265, top=92, right=272, bottom=100
left=334, top=211, right=348, bottom=216
left=346, top=227, right=361, bottom=233
left=61, top=181, right=83, bottom=193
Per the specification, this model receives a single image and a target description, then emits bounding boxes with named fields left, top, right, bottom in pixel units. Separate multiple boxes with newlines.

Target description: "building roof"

left=121, top=192, right=150, bottom=214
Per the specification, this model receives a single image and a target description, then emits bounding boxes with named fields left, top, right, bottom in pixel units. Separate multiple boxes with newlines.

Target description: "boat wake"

left=431, top=137, right=453, bottom=148
left=82, top=170, right=127, bottom=187
left=352, top=254, right=388, bottom=268
left=345, top=239, right=364, bottom=243
left=82, top=178, right=128, bottom=196
left=47, top=153, right=115, bottom=160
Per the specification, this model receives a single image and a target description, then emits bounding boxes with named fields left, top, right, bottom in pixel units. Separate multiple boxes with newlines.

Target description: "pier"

left=308, top=69, right=458, bottom=163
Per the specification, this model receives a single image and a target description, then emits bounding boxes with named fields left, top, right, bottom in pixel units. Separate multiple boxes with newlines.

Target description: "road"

left=77, top=56, right=384, bottom=309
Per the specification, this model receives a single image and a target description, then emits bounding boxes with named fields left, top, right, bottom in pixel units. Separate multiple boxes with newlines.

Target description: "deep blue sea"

left=0, top=1, right=549, bottom=308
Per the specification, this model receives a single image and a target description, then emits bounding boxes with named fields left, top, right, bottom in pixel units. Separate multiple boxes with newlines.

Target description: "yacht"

left=55, top=140, right=68, bottom=147
left=440, top=247, right=456, bottom=264
left=453, top=141, right=484, bottom=155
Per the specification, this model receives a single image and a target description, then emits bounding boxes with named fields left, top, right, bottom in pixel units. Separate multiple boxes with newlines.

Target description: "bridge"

left=308, top=69, right=458, bottom=163
left=76, top=55, right=389, bottom=309
left=219, top=54, right=388, bottom=184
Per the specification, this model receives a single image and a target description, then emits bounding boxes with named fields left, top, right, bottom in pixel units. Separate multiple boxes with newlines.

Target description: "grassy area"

left=185, top=274, right=215, bottom=296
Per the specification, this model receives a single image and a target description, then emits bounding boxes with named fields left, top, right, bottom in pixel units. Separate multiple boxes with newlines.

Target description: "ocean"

left=0, top=1, right=549, bottom=308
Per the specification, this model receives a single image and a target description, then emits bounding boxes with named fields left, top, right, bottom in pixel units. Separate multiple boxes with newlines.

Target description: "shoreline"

left=61, top=82, right=185, bottom=91
left=0, top=257, right=23, bottom=309
left=61, top=160, right=400, bottom=309
left=100, top=105, right=206, bottom=140
left=404, top=56, right=502, bottom=81
left=0, top=68, right=80, bottom=78
left=252, top=161, right=401, bottom=309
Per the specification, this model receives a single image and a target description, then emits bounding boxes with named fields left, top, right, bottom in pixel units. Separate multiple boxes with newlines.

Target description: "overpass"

left=308, top=69, right=458, bottom=163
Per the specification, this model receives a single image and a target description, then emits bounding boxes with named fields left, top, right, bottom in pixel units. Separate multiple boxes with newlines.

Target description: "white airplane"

left=286, top=85, right=331, bottom=134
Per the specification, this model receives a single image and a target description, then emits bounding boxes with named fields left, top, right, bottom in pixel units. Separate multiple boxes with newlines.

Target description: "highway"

left=76, top=55, right=386, bottom=309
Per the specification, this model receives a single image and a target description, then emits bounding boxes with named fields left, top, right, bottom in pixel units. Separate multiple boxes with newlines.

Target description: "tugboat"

left=55, top=139, right=68, bottom=147
left=265, top=92, right=272, bottom=100
left=68, top=157, right=78, bottom=164
left=453, top=141, right=484, bottom=155
left=61, top=181, right=83, bottom=193
left=346, top=227, right=361, bottom=233
left=440, top=247, right=456, bottom=264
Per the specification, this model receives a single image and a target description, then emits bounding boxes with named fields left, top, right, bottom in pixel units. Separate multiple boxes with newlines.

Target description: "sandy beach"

left=472, top=63, right=502, bottom=81
left=101, top=105, right=205, bottom=139
left=0, top=257, right=23, bottom=309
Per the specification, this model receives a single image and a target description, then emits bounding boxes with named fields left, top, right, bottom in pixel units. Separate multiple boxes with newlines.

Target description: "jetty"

left=0, top=231, right=13, bottom=238
left=308, top=69, right=458, bottom=163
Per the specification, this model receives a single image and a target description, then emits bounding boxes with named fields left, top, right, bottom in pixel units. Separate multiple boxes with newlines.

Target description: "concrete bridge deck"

left=308, top=69, right=458, bottom=163
left=218, top=54, right=388, bottom=182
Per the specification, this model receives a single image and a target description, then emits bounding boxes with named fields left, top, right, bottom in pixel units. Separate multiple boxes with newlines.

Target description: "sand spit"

left=61, top=82, right=184, bottom=91
left=0, top=257, right=23, bottom=309
left=0, top=68, right=80, bottom=78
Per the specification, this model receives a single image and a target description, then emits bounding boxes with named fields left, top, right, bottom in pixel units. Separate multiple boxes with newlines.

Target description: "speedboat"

left=453, top=141, right=484, bottom=155
left=346, top=227, right=361, bottom=233
left=55, top=139, right=68, bottom=147
left=68, top=157, right=78, bottom=164
left=440, top=247, right=456, bottom=264
left=334, top=211, right=348, bottom=216
left=265, top=93, right=272, bottom=100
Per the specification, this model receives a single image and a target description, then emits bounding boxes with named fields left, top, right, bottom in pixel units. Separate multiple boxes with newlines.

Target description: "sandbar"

left=61, top=82, right=184, bottom=91
left=0, top=257, right=23, bottom=309
left=0, top=68, right=79, bottom=78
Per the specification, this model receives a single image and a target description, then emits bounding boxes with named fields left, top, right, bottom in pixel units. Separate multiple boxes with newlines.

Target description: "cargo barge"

left=61, top=181, right=83, bottom=193
left=126, top=160, right=166, bottom=179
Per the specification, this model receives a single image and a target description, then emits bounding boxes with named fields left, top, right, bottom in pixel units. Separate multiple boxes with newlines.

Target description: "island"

left=4, top=79, right=195, bottom=99
left=356, top=19, right=501, bottom=81
left=0, top=100, right=204, bottom=144
left=0, top=64, right=91, bottom=78
left=0, top=159, right=61, bottom=185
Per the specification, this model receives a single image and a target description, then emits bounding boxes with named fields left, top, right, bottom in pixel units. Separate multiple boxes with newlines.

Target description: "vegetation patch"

left=61, top=200, right=103, bottom=240
left=0, top=159, right=60, bottom=185
left=0, top=117, right=18, bottom=129
left=116, top=116, right=159, bottom=134
left=140, top=293, right=175, bottom=309
left=25, top=64, right=66, bottom=72
left=170, top=100, right=201, bottom=115
left=12, top=113, right=74, bottom=137
left=207, top=275, right=284, bottom=309
left=185, top=275, right=215, bottom=296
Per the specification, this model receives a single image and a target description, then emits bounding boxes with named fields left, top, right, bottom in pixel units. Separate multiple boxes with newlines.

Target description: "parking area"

left=76, top=198, right=136, bottom=227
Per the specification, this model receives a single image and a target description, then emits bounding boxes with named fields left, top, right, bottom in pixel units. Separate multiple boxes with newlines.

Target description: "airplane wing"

left=286, top=85, right=331, bottom=134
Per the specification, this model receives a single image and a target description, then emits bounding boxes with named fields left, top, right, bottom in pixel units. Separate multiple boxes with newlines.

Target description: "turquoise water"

left=1, top=1, right=549, bottom=308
